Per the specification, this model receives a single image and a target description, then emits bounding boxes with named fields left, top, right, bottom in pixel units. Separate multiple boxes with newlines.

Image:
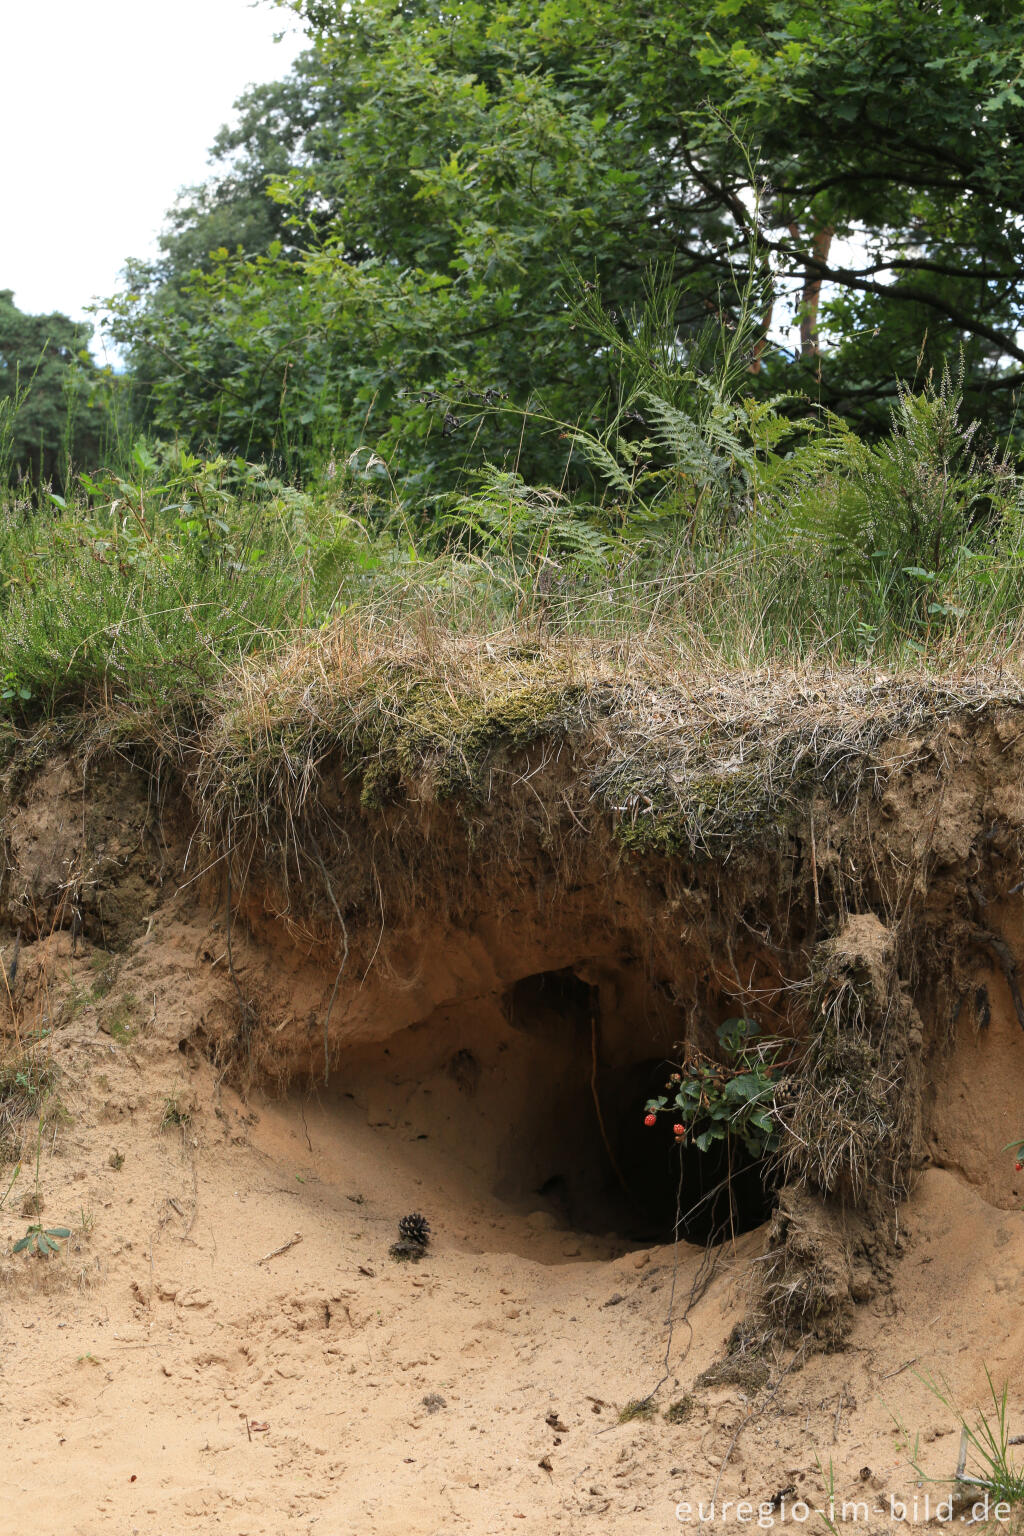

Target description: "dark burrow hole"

left=332, top=960, right=776, bottom=1252
left=614, top=1060, right=774, bottom=1245
left=502, top=968, right=774, bottom=1247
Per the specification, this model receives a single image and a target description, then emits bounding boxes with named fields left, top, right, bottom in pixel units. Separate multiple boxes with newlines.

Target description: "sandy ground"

left=3, top=929, right=1024, bottom=1535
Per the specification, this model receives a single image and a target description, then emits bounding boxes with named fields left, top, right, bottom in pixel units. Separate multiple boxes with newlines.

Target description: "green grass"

left=0, top=1050, right=61, bottom=1163
left=2, top=469, right=1022, bottom=737
left=2, top=325, right=1024, bottom=740
left=0, top=446, right=390, bottom=717
left=909, top=1370, right=1024, bottom=1510
left=160, top=1093, right=192, bottom=1131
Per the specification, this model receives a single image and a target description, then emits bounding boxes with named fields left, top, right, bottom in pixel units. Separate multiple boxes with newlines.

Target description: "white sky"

left=4, top=0, right=304, bottom=361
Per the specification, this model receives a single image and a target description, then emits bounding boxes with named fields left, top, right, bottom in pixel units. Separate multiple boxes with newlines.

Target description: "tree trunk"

left=789, top=222, right=834, bottom=358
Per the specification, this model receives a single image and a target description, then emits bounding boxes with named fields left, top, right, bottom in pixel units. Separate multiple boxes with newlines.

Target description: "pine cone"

left=397, top=1212, right=431, bottom=1248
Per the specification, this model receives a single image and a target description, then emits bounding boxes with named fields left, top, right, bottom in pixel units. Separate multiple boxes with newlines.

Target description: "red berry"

left=673, top=1124, right=685, bottom=1137
left=644, top=1113, right=657, bottom=1127
left=1016, top=1161, right=1022, bottom=1172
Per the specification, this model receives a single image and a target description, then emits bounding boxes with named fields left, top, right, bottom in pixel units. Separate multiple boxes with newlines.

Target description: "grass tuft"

left=663, top=1396, right=694, bottom=1424
left=903, top=1370, right=1024, bottom=1511
left=0, top=1051, right=61, bottom=1164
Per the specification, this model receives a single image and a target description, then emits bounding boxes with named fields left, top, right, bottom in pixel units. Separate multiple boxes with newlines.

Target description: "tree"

left=0, top=291, right=112, bottom=484
left=107, top=0, right=1024, bottom=484
left=653, top=0, right=1024, bottom=426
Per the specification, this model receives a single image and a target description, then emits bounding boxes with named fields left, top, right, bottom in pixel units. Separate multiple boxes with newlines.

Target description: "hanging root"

left=745, top=915, right=923, bottom=1354
left=778, top=914, right=922, bottom=1208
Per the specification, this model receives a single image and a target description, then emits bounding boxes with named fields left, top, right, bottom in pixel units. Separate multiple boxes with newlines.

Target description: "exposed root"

left=748, top=1188, right=858, bottom=1352
left=778, top=915, right=922, bottom=1209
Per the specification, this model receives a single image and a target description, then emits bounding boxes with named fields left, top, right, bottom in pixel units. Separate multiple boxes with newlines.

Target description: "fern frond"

left=441, top=466, right=615, bottom=572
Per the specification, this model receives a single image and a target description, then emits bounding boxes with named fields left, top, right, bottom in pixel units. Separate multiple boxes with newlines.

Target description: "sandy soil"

left=2, top=918, right=1024, bottom=1536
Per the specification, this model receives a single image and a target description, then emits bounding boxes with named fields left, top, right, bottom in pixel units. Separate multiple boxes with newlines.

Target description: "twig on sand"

left=257, top=1232, right=303, bottom=1265
left=880, top=1356, right=918, bottom=1380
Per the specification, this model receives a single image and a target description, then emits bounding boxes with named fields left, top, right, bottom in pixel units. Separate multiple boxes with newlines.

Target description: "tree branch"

left=765, top=242, right=1024, bottom=363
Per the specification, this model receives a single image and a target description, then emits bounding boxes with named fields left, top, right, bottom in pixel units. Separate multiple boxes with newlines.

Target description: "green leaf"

left=723, top=1072, right=764, bottom=1101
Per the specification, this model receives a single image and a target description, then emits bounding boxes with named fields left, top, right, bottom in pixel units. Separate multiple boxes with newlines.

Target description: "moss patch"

left=351, top=672, right=593, bottom=805
left=607, top=759, right=790, bottom=858
left=694, top=1354, right=771, bottom=1394
left=100, top=991, right=139, bottom=1044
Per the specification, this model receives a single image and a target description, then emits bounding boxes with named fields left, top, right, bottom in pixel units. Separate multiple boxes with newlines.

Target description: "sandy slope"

left=2, top=924, right=1024, bottom=1536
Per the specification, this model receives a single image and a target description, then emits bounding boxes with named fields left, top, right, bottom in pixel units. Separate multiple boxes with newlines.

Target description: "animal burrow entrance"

left=335, top=961, right=774, bottom=1250
left=615, top=1058, right=773, bottom=1244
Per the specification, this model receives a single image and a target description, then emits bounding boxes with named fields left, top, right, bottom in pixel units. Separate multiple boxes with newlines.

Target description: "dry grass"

left=163, top=611, right=1024, bottom=871
left=778, top=979, right=903, bottom=1204
left=747, top=1191, right=857, bottom=1351
left=777, top=915, right=922, bottom=1207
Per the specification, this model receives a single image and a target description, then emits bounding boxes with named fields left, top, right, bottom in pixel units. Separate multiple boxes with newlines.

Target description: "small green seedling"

left=1, top=671, right=32, bottom=705
left=160, top=1095, right=191, bottom=1130
left=14, top=1223, right=70, bottom=1257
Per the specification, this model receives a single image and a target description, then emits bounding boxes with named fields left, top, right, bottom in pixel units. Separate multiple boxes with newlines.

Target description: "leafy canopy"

left=0, top=291, right=113, bottom=484
left=106, top=0, right=1024, bottom=482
